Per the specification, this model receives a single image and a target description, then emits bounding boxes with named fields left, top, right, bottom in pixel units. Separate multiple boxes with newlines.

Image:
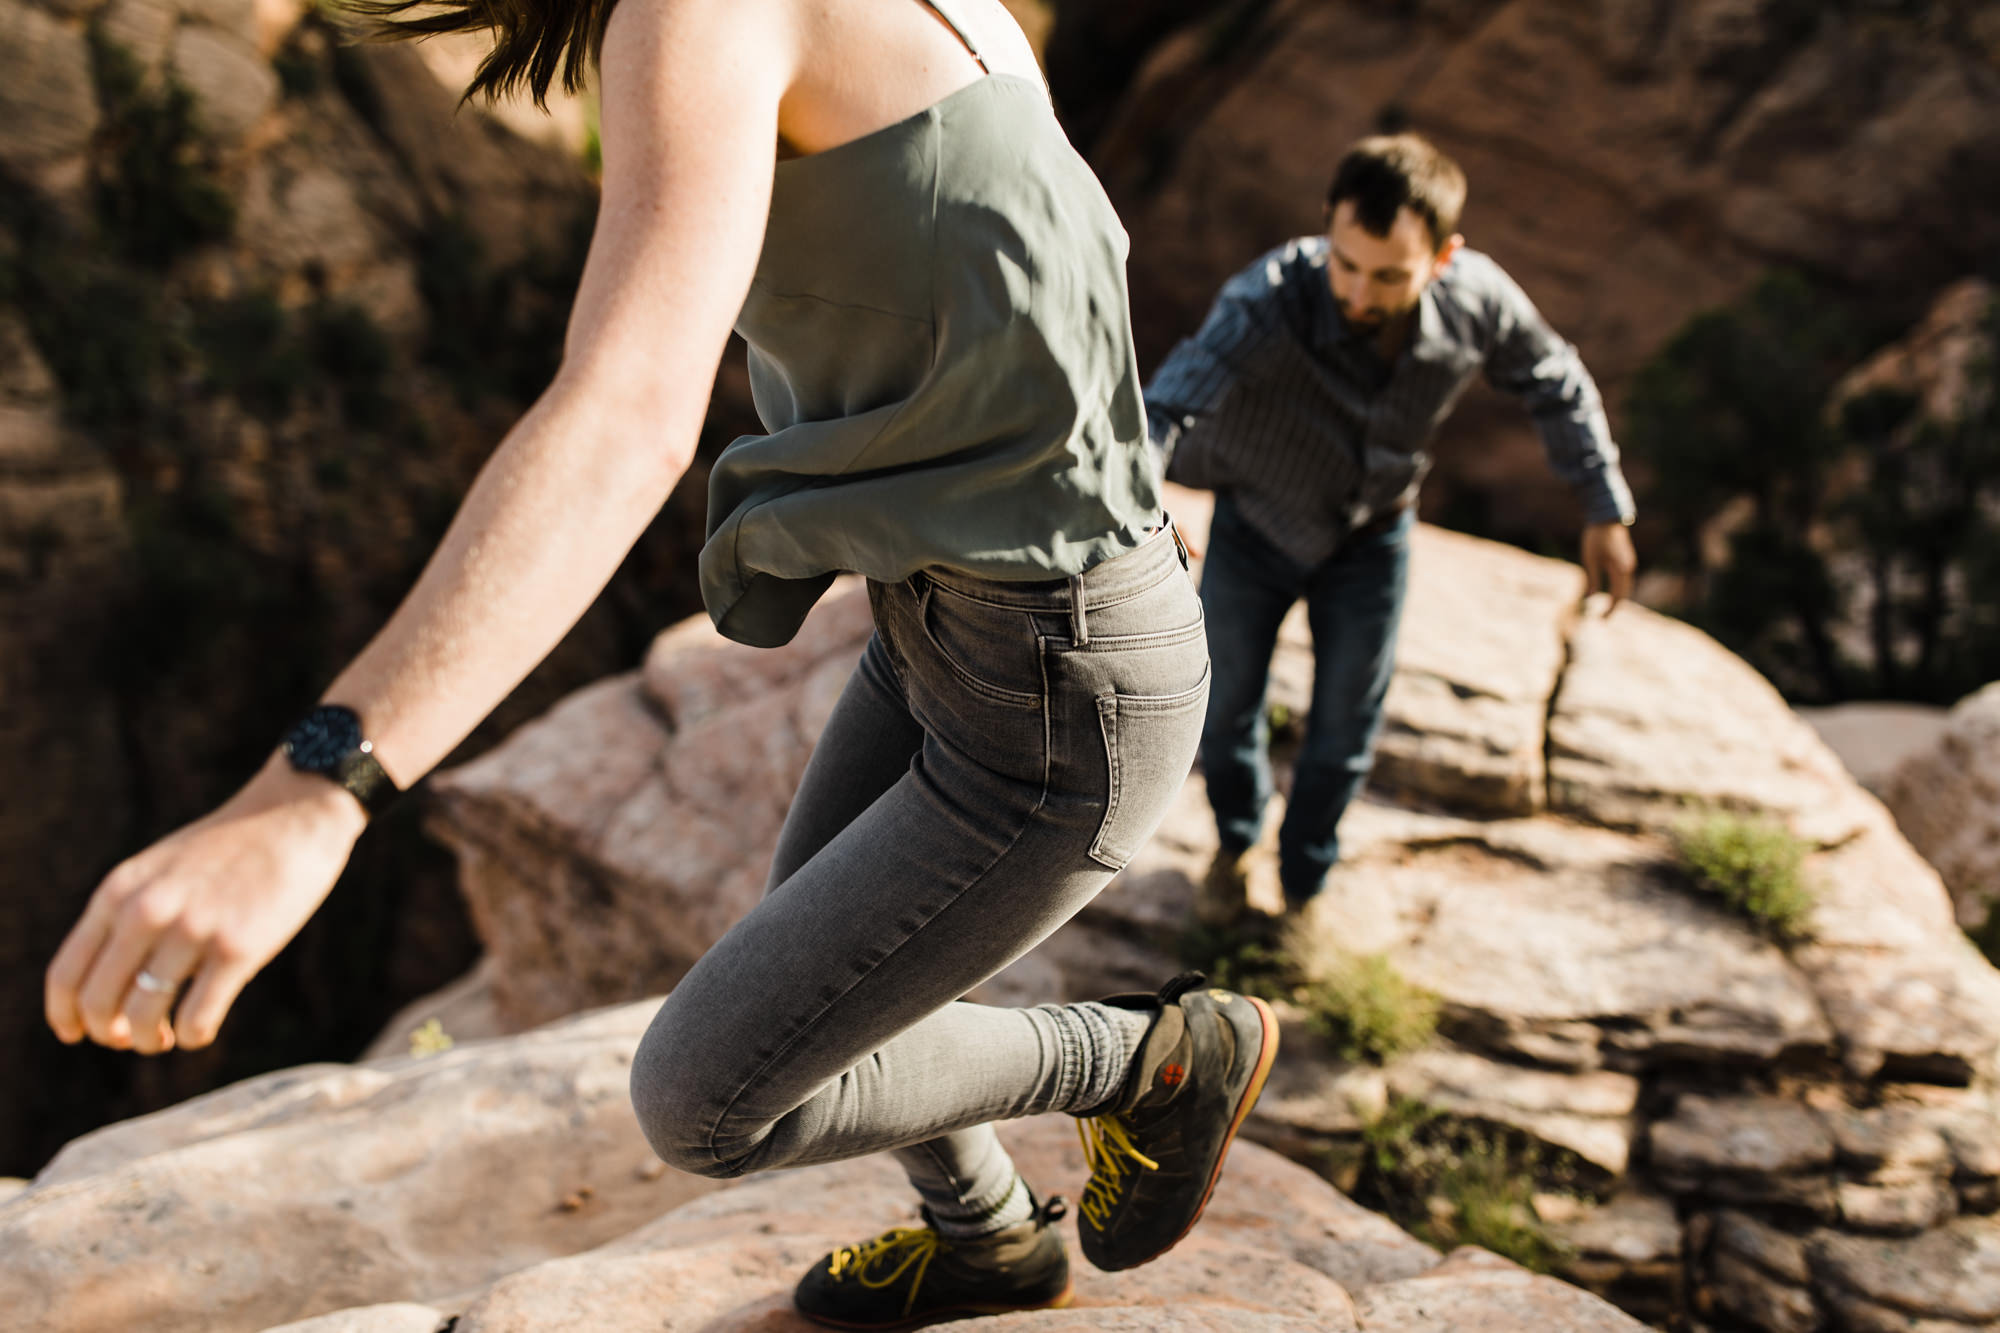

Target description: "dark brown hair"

left=1325, top=134, right=1467, bottom=252
left=344, top=0, right=612, bottom=107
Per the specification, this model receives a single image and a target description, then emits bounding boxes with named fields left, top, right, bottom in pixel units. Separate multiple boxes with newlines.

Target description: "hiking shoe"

left=1075, top=971, right=1279, bottom=1271
left=1196, top=847, right=1253, bottom=928
left=793, top=1191, right=1072, bottom=1330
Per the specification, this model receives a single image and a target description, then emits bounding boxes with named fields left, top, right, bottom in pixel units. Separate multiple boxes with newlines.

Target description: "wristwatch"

left=282, top=704, right=401, bottom=816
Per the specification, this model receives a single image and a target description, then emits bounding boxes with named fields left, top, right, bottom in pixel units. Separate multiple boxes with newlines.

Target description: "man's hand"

left=45, top=761, right=366, bottom=1054
left=1581, top=522, right=1636, bottom=614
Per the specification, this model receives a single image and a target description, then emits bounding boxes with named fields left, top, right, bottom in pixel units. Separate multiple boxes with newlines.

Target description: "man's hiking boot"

left=1196, top=847, right=1253, bottom=928
left=793, top=1191, right=1072, bottom=1330
left=1075, top=971, right=1279, bottom=1272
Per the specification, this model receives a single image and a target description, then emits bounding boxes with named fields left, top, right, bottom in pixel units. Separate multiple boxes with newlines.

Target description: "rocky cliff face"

left=1087, top=0, right=2000, bottom=543
left=401, top=493, right=2000, bottom=1330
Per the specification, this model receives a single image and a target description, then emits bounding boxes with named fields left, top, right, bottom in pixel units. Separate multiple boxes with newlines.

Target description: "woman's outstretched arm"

left=46, top=0, right=794, bottom=1056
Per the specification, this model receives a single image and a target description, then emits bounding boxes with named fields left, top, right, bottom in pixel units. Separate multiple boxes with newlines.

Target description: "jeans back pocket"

left=1089, top=664, right=1211, bottom=870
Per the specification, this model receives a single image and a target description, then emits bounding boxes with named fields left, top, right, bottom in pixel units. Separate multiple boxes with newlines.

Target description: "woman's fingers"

left=45, top=899, right=113, bottom=1044
left=175, top=946, right=259, bottom=1051
left=120, top=934, right=206, bottom=1055
left=45, top=859, right=149, bottom=1045
left=49, top=766, right=366, bottom=1054
left=74, top=879, right=188, bottom=1048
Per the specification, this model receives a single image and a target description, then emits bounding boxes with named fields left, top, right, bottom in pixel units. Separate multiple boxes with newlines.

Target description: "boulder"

left=434, top=1117, right=1428, bottom=1333
left=1547, top=602, right=1869, bottom=846
left=0, top=0, right=98, bottom=176
left=265, top=1308, right=446, bottom=1333
left=171, top=22, right=280, bottom=144
left=1710, top=1251, right=1817, bottom=1333
left=1360, top=526, right=1582, bottom=817
left=1, top=1003, right=721, bottom=1333
left=1650, top=1095, right=1838, bottom=1216
left=1886, top=682, right=2000, bottom=930
left=327, top=43, right=595, bottom=270
left=1807, top=1217, right=2000, bottom=1325
left=1382, top=1048, right=1640, bottom=1176
left=1351, top=1245, right=1651, bottom=1332
left=5, top=1000, right=1491, bottom=1333
left=1294, top=806, right=1834, bottom=1074
left=97, top=0, right=179, bottom=81
left=427, top=582, right=875, bottom=1027
left=1547, top=1189, right=1683, bottom=1319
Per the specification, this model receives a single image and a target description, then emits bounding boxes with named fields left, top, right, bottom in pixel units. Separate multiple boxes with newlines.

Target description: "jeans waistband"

left=916, top=522, right=1189, bottom=615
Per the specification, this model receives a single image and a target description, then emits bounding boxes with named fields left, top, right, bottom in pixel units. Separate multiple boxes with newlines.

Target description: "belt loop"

left=1167, top=514, right=1190, bottom=569
left=1069, top=574, right=1088, bottom=646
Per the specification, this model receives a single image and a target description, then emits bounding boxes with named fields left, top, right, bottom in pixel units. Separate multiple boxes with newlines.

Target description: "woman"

left=44, top=0, right=1277, bottom=1324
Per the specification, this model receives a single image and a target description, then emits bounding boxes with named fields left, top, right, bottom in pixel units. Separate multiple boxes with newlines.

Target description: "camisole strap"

left=923, top=0, right=989, bottom=72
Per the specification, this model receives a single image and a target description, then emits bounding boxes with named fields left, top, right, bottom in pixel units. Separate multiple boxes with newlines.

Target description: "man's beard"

left=1340, top=301, right=1409, bottom=332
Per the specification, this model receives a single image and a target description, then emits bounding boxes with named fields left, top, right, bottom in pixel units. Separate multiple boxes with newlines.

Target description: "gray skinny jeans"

left=631, top=525, right=1208, bottom=1219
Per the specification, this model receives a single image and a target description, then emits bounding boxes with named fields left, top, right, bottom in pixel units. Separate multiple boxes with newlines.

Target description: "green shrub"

left=1303, top=952, right=1439, bottom=1064
left=1673, top=810, right=1815, bottom=941
left=195, top=293, right=309, bottom=419
left=1359, top=1099, right=1572, bottom=1273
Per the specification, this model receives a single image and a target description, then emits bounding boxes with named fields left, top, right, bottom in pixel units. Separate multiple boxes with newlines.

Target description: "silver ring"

left=132, top=969, right=177, bottom=995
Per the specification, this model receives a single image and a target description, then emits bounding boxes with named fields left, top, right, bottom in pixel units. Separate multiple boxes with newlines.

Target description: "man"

left=1148, top=133, right=1637, bottom=922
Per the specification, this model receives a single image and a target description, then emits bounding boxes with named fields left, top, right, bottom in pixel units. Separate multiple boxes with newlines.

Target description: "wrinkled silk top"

left=697, top=1, right=1159, bottom=646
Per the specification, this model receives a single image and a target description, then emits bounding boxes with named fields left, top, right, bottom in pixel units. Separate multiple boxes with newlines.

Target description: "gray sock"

left=1043, top=1000, right=1152, bottom=1117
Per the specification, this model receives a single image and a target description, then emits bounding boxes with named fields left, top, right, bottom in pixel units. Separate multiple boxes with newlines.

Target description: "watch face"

left=286, top=705, right=363, bottom=773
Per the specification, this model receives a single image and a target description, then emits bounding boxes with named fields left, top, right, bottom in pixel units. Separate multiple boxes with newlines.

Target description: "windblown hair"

left=1325, top=135, right=1467, bottom=252
left=343, top=0, right=613, bottom=108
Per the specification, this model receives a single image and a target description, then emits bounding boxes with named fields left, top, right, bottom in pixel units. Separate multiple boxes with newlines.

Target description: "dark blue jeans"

left=1198, top=494, right=1412, bottom=904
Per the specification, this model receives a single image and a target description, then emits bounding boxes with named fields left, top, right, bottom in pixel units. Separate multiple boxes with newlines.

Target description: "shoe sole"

left=1103, top=993, right=1280, bottom=1272
left=797, top=1282, right=1074, bottom=1331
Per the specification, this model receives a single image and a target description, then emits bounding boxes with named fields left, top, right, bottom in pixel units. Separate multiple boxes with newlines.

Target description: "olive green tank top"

left=698, top=0, right=1161, bottom=647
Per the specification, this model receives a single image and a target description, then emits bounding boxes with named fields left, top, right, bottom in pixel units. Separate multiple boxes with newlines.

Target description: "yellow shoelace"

left=1076, top=1114, right=1160, bottom=1231
left=826, top=1224, right=944, bottom=1317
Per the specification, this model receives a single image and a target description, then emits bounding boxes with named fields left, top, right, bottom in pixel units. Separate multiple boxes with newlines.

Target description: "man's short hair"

left=1325, top=135, right=1467, bottom=252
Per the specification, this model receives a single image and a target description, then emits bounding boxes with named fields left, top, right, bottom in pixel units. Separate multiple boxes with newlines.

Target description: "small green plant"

left=1303, top=952, right=1439, bottom=1064
left=1359, top=1098, right=1573, bottom=1273
left=1673, top=809, right=1815, bottom=941
left=408, top=1018, right=455, bottom=1057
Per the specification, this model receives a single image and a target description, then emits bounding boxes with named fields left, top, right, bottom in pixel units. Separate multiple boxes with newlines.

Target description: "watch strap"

left=333, top=743, right=399, bottom=816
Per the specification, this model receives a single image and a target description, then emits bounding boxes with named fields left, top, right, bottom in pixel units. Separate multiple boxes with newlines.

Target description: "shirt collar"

left=1407, top=282, right=1454, bottom=363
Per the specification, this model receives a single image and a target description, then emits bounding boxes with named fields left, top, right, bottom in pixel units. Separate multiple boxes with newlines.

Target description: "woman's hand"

left=45, top=761, right=369, bottom=1053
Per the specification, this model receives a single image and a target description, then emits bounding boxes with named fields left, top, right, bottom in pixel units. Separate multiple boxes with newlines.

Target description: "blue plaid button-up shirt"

left=1146, top=236, right=1636, bottom=569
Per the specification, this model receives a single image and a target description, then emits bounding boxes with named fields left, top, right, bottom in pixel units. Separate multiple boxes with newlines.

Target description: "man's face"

left=1325, top=200, right=1461, bottom=333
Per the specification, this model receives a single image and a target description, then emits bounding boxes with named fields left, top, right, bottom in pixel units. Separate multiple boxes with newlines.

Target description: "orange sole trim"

left=1133, top=994, right=1281, bottom=1268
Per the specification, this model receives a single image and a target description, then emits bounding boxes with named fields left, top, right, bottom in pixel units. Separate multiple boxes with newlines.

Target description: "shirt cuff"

left=1580, top=474, right=1637, bottom=527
